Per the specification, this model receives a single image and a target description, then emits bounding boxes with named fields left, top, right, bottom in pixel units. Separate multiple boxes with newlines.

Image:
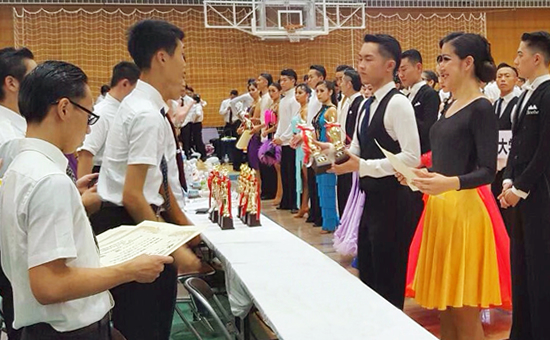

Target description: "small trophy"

left=219, top=170, right=234, bottom=230
left=246, top=171, right=261, bottom=227
left=298, top=124, right=332, bottom=174
left=325, top=120, right=350, bottom=165
left=208, top=168, right=220, bottom=223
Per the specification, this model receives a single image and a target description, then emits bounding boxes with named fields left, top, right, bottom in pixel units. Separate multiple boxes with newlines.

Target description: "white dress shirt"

left=98, top=80, right=170, bottom=207
left=181, top=95, right=195, bottom=128
left=504, top=73, right=550, bottom=199
left=0, top=138, right=112, bottom=332
left=259, top=92, right=273, bottom=123
left=192, top=104, right=204, bottom=123
left=274, top=88, right=301, bottom=146
left=0, top=105, right=26, bottom=146
left=80, top=93, right=120, bottom=167
left=349, top=81, right=421, bottom=178
left=439, top=89, right=451, bottom=104
left=306, top=90, right=322, bottom=125
left=230, top=93, right=253, bottom=119
left=407, top=80, right=426, bottom=102
left=495, top=91, right=517, bottom=119
left=484, top=81, right=500, bottom=102
left=337, top=92, right=361, bottom=142
left=219, top=98, right=231, bottom=123
left=165, top=123, right=185, bottom=210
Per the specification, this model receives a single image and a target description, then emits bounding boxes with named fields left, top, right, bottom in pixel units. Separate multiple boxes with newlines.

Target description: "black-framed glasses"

left=52, top=99, right=99, bottom=125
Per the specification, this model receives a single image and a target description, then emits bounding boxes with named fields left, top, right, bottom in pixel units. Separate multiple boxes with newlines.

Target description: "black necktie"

left=166, top=114, right=188, bottom=192
left=495, top=98, right=503, bottom=118
left=159, top=108, right=171, bottom=211
left=358, top=96, right=375, bottom=146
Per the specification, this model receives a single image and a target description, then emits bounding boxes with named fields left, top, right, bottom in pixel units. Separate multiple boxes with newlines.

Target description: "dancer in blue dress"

left=312, top=81, right=340, bottom=234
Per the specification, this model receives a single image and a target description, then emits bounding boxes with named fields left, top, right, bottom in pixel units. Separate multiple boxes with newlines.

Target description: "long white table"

left=186, top=198, right=437, bottom=340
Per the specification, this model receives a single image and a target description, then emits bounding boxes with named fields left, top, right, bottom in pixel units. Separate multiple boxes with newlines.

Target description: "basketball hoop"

left=284, top=24, right=304, bottom=43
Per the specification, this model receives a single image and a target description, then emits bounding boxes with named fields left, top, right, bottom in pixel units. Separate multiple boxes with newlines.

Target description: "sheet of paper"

left=97, top=220, right=205, bottom=267
left=375, top=140, right=419, bottom=191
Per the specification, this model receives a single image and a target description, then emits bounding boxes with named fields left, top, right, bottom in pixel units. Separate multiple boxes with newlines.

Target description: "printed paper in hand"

left=97, top=220, right=205, bottom=267
left=375, top=140, right=419, bottom=191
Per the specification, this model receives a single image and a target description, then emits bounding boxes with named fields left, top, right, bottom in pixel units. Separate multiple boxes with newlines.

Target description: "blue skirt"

left=316, top=173, right=339, bottom=231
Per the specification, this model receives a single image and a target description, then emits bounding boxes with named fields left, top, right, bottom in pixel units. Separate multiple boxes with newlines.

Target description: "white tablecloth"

left=186, top=198, right=437, bottom=340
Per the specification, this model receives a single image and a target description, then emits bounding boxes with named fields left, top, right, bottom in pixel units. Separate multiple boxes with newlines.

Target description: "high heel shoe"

left=293, top=209, right=309, bottom=218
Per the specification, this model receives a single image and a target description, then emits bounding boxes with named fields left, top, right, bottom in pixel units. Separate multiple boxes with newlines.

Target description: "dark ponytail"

left=439, top=32, right=496, bottom=83
left=316, top=80, right=338, bottom=106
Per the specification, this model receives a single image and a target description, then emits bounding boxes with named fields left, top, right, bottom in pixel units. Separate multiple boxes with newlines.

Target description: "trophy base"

left=334, top=149, right=350, bottom=165
left=312, top=158, right=332, bottom=174
left=220, top=216, right=234, bottom=230
left=210, top=210, right=219, bottom=224
left=246, top=213, right=261, bottom=227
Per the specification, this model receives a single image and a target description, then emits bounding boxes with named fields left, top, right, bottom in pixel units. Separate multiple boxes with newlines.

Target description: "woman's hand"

left=272, top=138, right=282, bottom=145
left=411, top=170, right=459, bottom=195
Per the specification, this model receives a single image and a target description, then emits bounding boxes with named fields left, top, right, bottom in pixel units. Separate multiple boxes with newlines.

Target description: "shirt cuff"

left=502, top=179, right=513, bottom=187
left=511, top=186, right=529, bottom=199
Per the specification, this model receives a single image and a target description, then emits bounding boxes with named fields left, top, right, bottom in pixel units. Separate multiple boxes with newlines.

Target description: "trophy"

left=219, top=170, right=234, bottom=230
left=245, top=170, right=261, bottom=227
left=237, top=165, right=250, bottom=221
left=208, top=167, right=220, bottom=223
left=325, top=118, right=350, bottom=165
left=298, top=124, right=332, bottom=174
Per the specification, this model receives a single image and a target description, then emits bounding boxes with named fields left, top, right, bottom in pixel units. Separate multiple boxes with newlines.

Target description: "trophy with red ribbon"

left=208, top=167, right=220, bottom=223
left=297, top=124, right=331, bottom=174
left=219, top=169, right=234, bottom=230
left=245, top=169, right=261, bottom=227
left=325, top=118, right=350, bottom=165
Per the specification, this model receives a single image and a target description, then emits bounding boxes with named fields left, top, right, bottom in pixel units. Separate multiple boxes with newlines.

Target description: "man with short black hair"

left=332, top=34, right=420, bottom=309
left=92, top=19, right=195, bottom=340
left=0, top=60, right=171, bottom=340
left=500, top=31, right=550, bottom=340
left=78, top=61, right=140, bottom=178
left=335, top=64, right=353, bottom=101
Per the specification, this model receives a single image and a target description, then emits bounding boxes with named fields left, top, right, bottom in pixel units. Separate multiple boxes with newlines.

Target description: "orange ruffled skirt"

left=406, top=185, right=512, bottom=311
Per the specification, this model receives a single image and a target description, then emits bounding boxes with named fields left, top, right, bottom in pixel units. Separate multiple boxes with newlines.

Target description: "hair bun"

left=477, top=60, right=497, bottom=83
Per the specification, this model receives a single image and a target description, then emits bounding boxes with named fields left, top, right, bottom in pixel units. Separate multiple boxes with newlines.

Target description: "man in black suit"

left=491, top=63, right=519, bottom=235
left=336, top=69, right=364, bottom=215
left=398, top=49, right=440, bottom=156
left=499, top=31, right=550, bottom=340
left=398, top=49, right=440, bottom=235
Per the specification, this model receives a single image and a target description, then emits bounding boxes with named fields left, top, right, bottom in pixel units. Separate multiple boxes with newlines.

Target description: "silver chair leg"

left=175, top=305, right=203, bottom=340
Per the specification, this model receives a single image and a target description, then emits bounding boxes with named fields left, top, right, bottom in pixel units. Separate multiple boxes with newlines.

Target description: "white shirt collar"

left=20, top=138, right=68, bottom=172
left=347, top=92, right=362, bottom=103
left=0, top=104, right=26, bottom=136
left=102, top=93, right=120, bottom=105
left=283, top=87, right=295, bottom=97
left=524, top=74, right=550, bottom=91
left=373, top=81, right=396, bottom=101
left=409, top=80, right=426, bottom=95
left=135, top=80, right=169, bottom=113
left=501, top=91, right=517, bottom=104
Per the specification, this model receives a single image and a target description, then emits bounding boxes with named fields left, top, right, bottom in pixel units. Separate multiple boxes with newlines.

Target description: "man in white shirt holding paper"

left=0, top=60, right=171, bottom=340
left=77, top=61, right=140, bottom=178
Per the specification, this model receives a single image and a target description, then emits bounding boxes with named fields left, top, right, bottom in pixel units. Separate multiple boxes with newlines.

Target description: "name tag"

left=498, top=130, right=512, bottom=161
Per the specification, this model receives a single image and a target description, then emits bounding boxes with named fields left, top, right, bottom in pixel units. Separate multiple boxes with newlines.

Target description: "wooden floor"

left=261, top=200, right=512, bottom=340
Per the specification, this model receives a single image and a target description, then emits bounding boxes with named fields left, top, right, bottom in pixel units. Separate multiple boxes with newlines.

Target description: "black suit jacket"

left=410, top=84, right=440, bottom=154
left=344, top=95, right=364, bottom=144
left=504, top=80, right=550, bottom=193
left=493, top=96, right=518, bottom=130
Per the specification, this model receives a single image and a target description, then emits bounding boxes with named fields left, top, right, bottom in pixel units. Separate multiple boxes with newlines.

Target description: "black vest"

left=345, top=95, right=364, bottom=144
left=359, top=88, right=402, bottom=192
left=494, top=96, right=518, bottom=130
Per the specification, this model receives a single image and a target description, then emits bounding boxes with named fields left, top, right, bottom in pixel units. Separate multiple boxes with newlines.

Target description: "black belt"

left=21, top=313, right=110, bottom=339
left=101, top=201, right=162, bottom=216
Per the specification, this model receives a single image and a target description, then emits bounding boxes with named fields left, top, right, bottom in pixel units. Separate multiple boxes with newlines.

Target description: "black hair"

left=192, top=94, right=201, bottom=103
left=296, top=83, right=312, bottom=97
left=364, top=34, right=402, bottom=73
left=268, top=82, right=282, bottom=91
left=259, top=73, right=273, bottom=86
left=336, top=65, right=353, bottom=73
left=127, top=19, right=184, bottom=70
left=519, top=77, right=526, bottom=82
left=422, top=70, right=438, bottom=84
left=0, top=47, right=34, bottom=101
left=439, top=32, right=496, bottom=83
left=280, top=69, right=298, bottom=84
left=521, top=31, right=550, bottom=66
left=230, top=89, right=238, bottom=96
left=186, top=86, right=194, bottom=93
left=248, top=80, right=258, bottom=90
left=309, top=65, right=327, bottom=79
left=100, top=85, right=110, bottom=95
left=19, top=61, right=88, bottom=124
left=315, top=80, right=338, bottom=106
left=343, top=69, right=362, bottom=92
left=303, top=74, right=309, bottom=82
left=401, top=49, right=423, bottom=65
left=110, top=61, right=141, bottom=88
left=497, top=62, right=519, bottom=77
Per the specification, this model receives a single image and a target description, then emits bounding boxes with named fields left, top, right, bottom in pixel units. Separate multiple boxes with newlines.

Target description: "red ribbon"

left=297, top=124, right=314, bottom=164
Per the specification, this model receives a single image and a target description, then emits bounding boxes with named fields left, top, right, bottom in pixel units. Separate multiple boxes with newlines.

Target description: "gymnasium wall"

left=0, top=5, right=549, bottom=127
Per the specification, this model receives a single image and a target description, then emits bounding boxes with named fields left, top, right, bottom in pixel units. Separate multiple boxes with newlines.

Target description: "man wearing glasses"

left=0, top=60, right=172, bottom=340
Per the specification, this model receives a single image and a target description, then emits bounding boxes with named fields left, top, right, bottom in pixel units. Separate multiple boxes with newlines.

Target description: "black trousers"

left=260, top=162, right=277, bottom=199
left=491, top=169, right=515, bottom=236
left=279, top=146, right=297, bottom=210
left=179, top=124, right=192, bottom=158
left=90, top=205, right=177, bottom=340
left=224, top=121, right=244, bottom=171
left=509, top=183, right=550, bottom=340
left=190, top=122, right=206, bottom=159
left=0, top=264, right=20, bottom=340
left=21, top=314, right=110, bottom=340
left=307, top=167, right=322, bottom=225
left=357, top=183, right=417, bottom=309
left=336, top=173, right=352, bottom=216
